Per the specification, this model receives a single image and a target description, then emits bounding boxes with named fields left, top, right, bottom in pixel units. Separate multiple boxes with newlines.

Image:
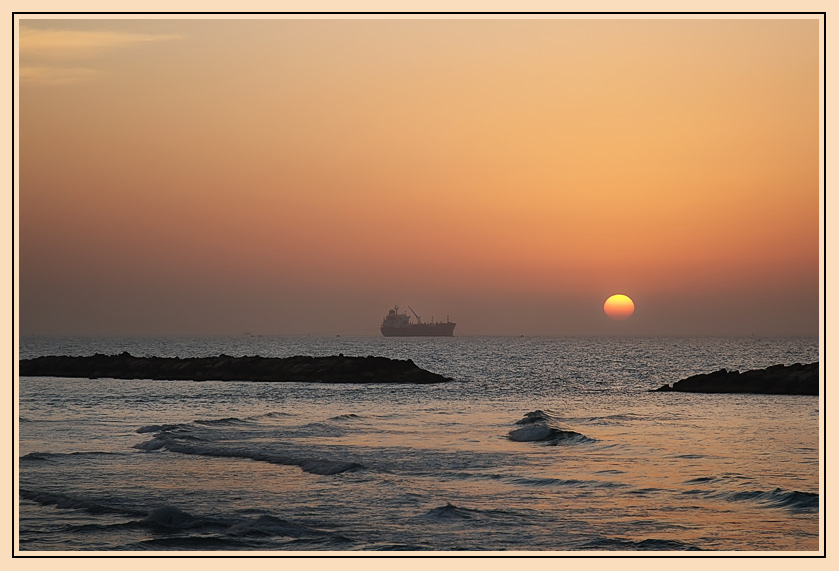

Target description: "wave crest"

left=423, top=503, right=483, bottom=520
left=132, top=423, right=363, bottom=475
left=508, top=411, right=591, bottom=444
left=141, top=505, right=197, bottom=528
left=725, top=488, right=818, bottom=511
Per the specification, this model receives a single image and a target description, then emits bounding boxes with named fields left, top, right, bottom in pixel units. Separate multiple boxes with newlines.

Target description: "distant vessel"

left=380, top=306, right=456, bottom=337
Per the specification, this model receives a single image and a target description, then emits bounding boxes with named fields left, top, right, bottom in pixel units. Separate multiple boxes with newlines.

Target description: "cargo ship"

left=380, top=306, right=456, bottom=337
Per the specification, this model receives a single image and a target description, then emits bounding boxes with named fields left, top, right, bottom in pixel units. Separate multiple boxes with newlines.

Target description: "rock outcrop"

left=653, top=362, right=818, bottom=395
left=18, top=352, right=452, bottom=384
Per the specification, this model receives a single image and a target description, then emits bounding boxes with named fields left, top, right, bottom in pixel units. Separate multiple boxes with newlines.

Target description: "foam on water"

left=133, top=421, right=364, bottom=475
left=507, top=410, right=592, bottom=444
left=17, top=335, right=820, bottom=552
left=723, top=488, right=819, bottom=511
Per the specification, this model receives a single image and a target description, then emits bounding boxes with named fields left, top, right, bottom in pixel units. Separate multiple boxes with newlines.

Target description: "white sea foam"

left=17, top=335, right=820, bottom=551
left=132, top=420, right=364, bottom=474
left=507, top=410, right=590, bottom=443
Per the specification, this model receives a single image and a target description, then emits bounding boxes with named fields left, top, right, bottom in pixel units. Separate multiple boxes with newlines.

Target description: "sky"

left=17, top=16, right=821, bottom=337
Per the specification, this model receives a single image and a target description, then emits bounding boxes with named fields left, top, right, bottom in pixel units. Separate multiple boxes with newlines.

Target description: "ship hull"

left=381, top=323, right=456, bottom=337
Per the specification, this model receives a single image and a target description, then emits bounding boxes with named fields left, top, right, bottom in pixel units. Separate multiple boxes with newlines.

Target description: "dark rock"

left=19, top=354, right=452, bottom=384
left=653, top=362, right=818, bottom=395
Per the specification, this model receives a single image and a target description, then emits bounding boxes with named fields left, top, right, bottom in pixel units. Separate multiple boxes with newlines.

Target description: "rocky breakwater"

left=654, top=362, right=818, bottom=395
left=18, top=352, right=452, bottom=384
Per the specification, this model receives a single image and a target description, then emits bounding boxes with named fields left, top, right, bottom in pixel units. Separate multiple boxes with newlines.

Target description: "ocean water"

left=17, top=335, right=821, bottom=553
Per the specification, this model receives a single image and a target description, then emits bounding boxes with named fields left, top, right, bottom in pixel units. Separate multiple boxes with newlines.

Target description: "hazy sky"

left=18, top=16, right=821, bottom=336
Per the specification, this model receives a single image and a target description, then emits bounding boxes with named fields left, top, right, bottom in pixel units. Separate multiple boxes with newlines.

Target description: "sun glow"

left=604, top=294, right=635, bottom=321
left=18, top=18, right=818, bottom=337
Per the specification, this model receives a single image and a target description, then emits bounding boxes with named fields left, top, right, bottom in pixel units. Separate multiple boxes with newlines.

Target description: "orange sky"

left=18, top=16, right=821, bottom=336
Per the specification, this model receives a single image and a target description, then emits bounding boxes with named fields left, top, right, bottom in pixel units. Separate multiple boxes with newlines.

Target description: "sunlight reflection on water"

left=18, top=335, right=819, bottom=551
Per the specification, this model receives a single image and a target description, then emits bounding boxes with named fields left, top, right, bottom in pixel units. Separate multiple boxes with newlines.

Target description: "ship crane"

left=407, top=306, right=423, bottom=324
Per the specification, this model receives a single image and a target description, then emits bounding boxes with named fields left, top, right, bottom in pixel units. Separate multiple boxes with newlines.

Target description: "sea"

left=16, top=335, right=821, bottom=554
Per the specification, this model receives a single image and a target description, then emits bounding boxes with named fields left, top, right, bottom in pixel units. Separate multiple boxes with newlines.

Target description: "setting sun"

left=14, top=14, right=821, bottom=554
left=604, top=294, right=635, bottom=321
left=17, top=17, right=817, bottom=338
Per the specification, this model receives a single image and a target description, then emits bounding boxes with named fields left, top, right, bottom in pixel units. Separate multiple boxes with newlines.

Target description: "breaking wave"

left=133, top=422, right=363, bottom=475
left=508, top=410, right=593, bottom=444
left=679, top=485, right=819, bottom=512
left=514, top=409, right=562, bottom=424
left=724, top=488, right=818, bottom=511
left=510, top=476, right=627, bottom=489
left=19, top=488, right=143, bottom=516
left=330, top=413, right=362, bottom=421
left=21, top=487, right=354, bottom=549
